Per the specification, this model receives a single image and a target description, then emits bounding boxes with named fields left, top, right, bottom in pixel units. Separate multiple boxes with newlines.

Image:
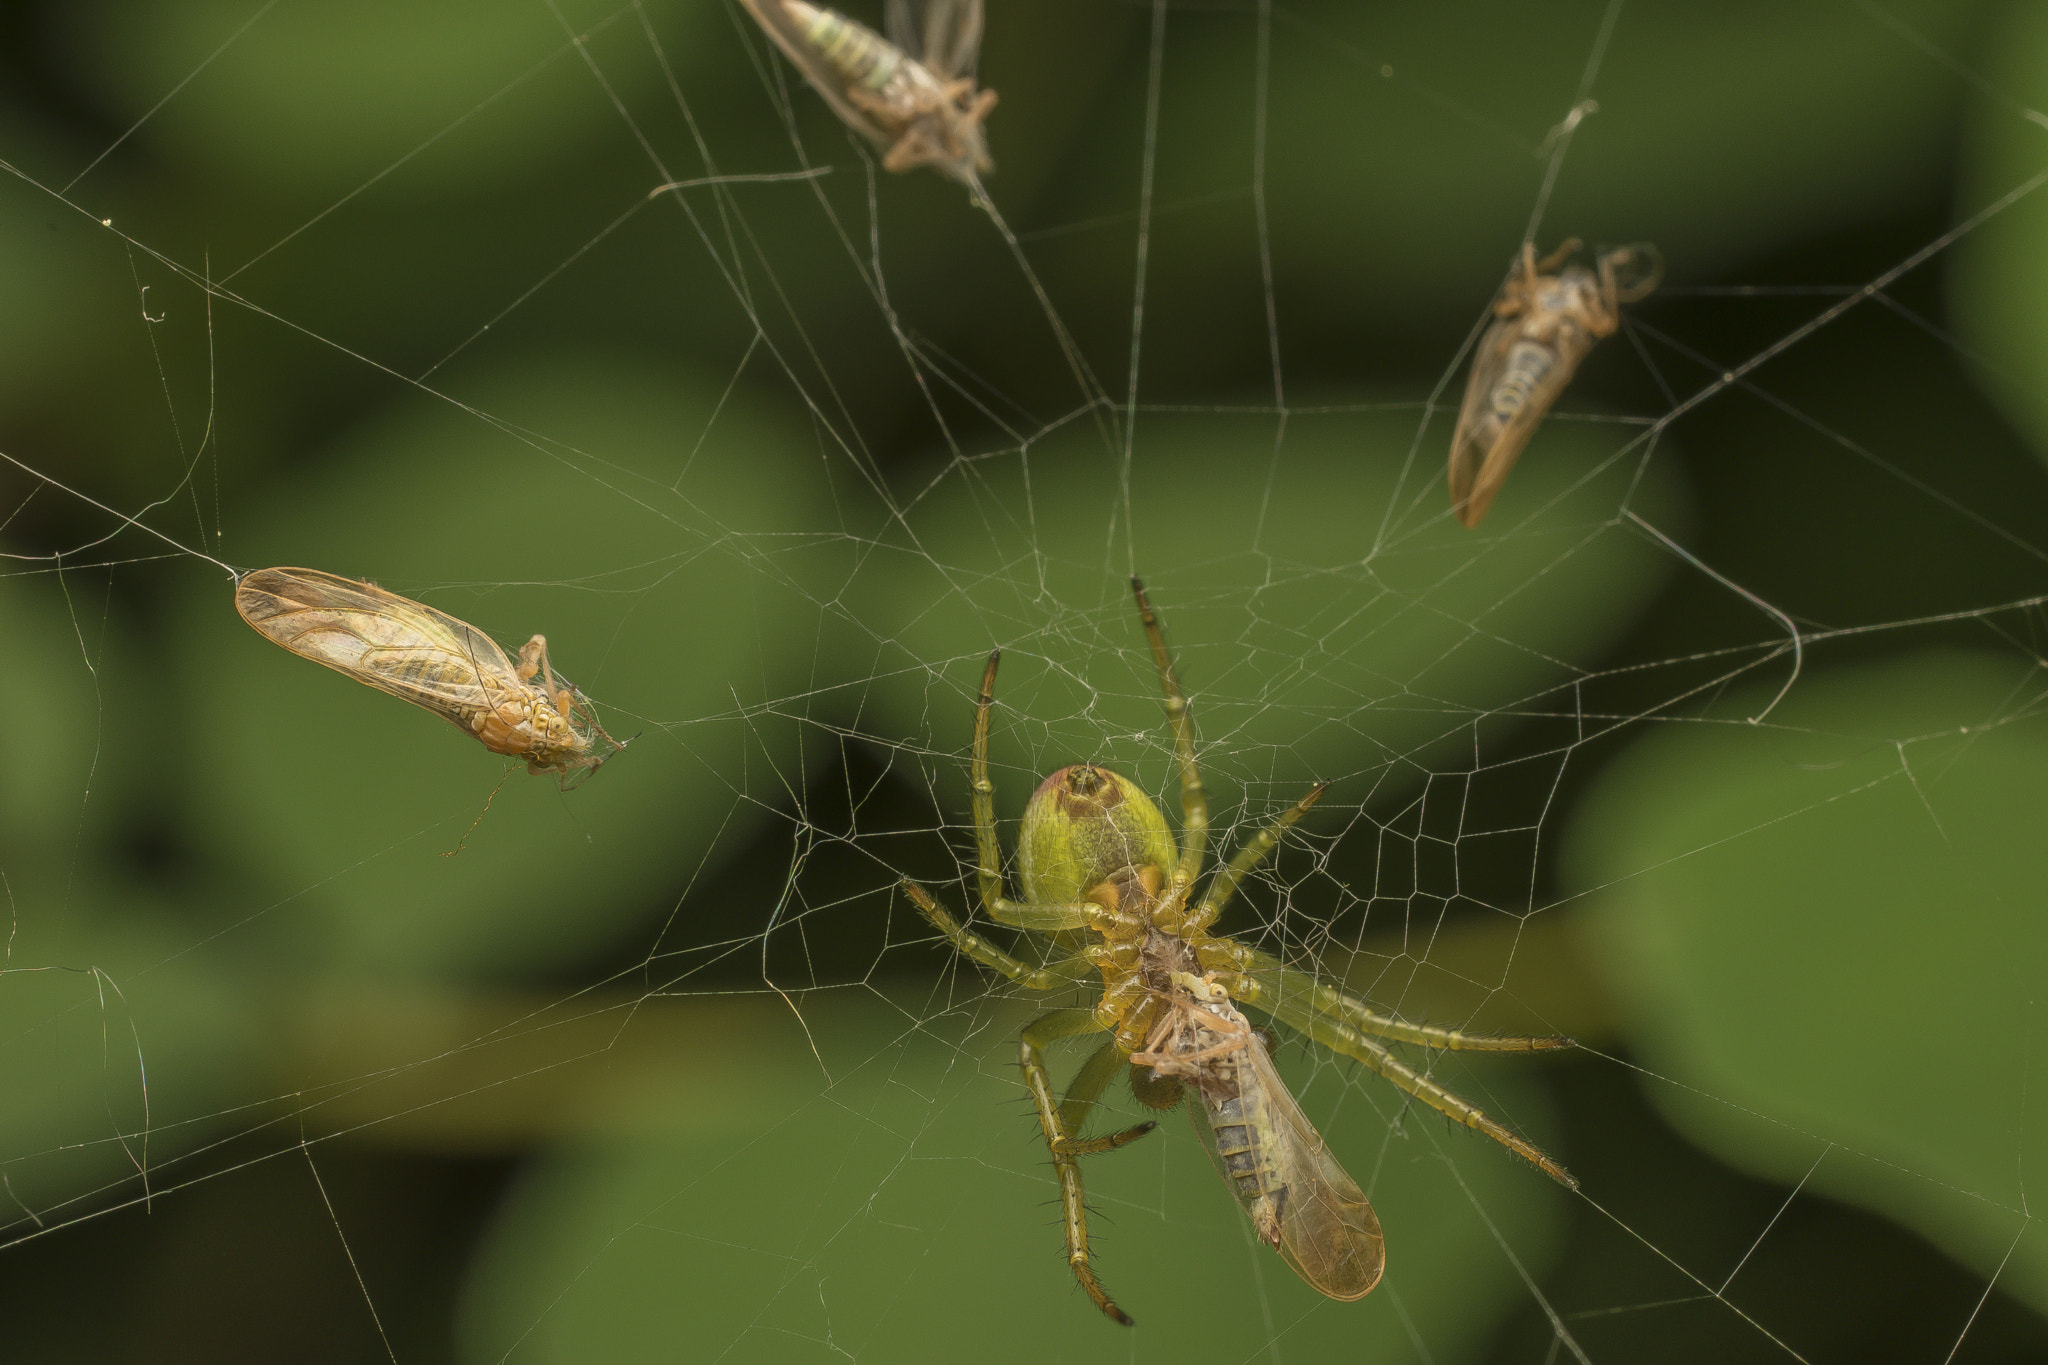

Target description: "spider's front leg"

left=900, top=880, right=1094, bottom=990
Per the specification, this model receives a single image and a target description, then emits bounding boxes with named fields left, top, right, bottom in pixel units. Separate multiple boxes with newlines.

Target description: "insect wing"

left=1244, top=1036, right=1386, bottom=1299
left=740, top=0, right=898, bottom=150
left=234, top=567, right=522, bottom=731
left=885, top=0, right=982, bottom=79
left=1447, top=317, right=1595, bottom=529
left=1447, top=316, right=1520, bottom=528
left=1191, top=1032, right=1387, bottom=1300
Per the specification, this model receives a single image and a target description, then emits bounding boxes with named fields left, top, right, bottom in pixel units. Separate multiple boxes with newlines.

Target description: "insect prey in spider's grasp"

left=899, top=577, right=1578, bottom=1324
left=740, top=0, right=995, bottom=185
left=1449, top=238, right=1661, bottom=528
left=234, top=566, right=626, bottom=789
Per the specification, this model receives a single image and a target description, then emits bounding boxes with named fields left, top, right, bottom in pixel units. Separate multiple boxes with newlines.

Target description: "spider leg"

left=1241, top=949, right=1575, bottom=1052
left=1254, top=992, right=1577, bottom=1189
left=969, top=647, right=1014, bottom=916
left=1185, top=782, right=1328, bottom=931
left=969, top=647, right=1121, bottom=931
left=1130, top=577, right=1208, bottom=887
left=1022, top=1008, right=1150, bottom=1326
left=901, top=880, right=1093, bottom=990
left=1058, top=1037, right=1155, bottom=1153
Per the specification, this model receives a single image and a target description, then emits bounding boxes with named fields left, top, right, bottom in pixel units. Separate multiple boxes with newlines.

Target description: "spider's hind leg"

left=1020, top=1009, right=1152, bottom=1326
left=1242, top=950, right=1575, bottom=1053
left=1257, top=989, right=1577, bottom=1189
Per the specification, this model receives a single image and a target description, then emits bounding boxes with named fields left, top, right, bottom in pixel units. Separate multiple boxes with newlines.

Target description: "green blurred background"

left=5, top=0, right=2048, bottom=1360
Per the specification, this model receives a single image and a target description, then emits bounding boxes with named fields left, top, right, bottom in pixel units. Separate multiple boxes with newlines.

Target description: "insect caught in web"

left=900, top=578, right=1577, bottom=1323
left=739, top=0, right=995, bottom=186
left=1449, top=238, right=1661, bottom=528
left=234, top=566, right=627, bottom=790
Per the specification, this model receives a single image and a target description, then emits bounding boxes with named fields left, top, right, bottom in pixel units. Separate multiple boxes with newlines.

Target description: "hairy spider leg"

left=1131, top=577, right=1208, bottom=889
left=1242, top=950, right=1575, bottom=1053
left=1060, top=1036, right=1133, bottom=1137
left=1250, top=989, right=1577, bottom=1189
left=1185, top=782, right=1329, bottom=932
left=968, top=647, right=1011, bottom=918
left=904, top=872, right=1156, bottom=1324
left=899, top=879, right=1095, bottom=990
left=1020, top=1008, right=1156, bottom=1325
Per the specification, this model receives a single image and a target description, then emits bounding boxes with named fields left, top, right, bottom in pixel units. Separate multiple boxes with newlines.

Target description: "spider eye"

left=1064, top=765, right=1111, bottom=797
left=1016, top=764, right=1176, bottom=905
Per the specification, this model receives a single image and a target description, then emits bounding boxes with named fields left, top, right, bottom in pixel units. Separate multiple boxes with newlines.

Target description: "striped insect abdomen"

left=787, top=1, right=903, bottom=92
left=1203, top=1047, right=1292, bottom=1246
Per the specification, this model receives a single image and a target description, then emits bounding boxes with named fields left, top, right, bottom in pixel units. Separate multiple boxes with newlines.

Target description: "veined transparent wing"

left=234, top=566, right=525, bottom=730
left=1191, top=1024, right=1387, bottom=1300
left=1447, top=316, right=1592, bottom=529
left=885, top=0, right=982, bottom=80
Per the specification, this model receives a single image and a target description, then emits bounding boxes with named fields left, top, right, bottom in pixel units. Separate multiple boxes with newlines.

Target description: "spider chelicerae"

left=901, top=577, right=1576, bottom=1324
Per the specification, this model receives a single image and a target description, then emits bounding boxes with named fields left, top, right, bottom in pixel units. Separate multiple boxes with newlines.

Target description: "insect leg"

left=1239, top=950, right=1575, bottom=1052
left=1256, top=994, right=1577, bottom=1189
left=1184, top=783, right=1328, bottom=931
left=513, top=634, right=548, bottom=683
left=1021, top=1007, right=1147, bottom=1326
left=520, top=634, right=580, bottom=718
left=1532, top=237, right=1582, bottom=274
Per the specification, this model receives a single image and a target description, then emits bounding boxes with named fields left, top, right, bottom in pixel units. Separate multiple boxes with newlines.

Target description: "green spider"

left=901, top=577, right=1577, bottom=1324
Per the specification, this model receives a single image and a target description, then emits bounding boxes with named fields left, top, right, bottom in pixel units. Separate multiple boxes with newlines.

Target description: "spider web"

left=3, top=0, right=2047, bottom=1360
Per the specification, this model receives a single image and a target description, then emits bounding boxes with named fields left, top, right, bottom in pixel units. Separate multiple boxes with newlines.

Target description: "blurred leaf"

left=455, top=992, right=1570, bottom=1364
left=54, top=0, right=714, bottom=197
left=1064, top=0, right=1995, bottom=327
left=1568, top=650, right=2048, bottom=1315
left=1950, top=0, right=2048, bottom=472
left=0, top=918, right=266, bottom=1219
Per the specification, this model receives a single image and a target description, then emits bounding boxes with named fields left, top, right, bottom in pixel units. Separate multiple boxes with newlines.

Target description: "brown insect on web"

left=1448, top=238, right=1661, bottom=528
left=738, top=0, right=996, bottom=187
left=233, top=566, right=627, bottom=791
